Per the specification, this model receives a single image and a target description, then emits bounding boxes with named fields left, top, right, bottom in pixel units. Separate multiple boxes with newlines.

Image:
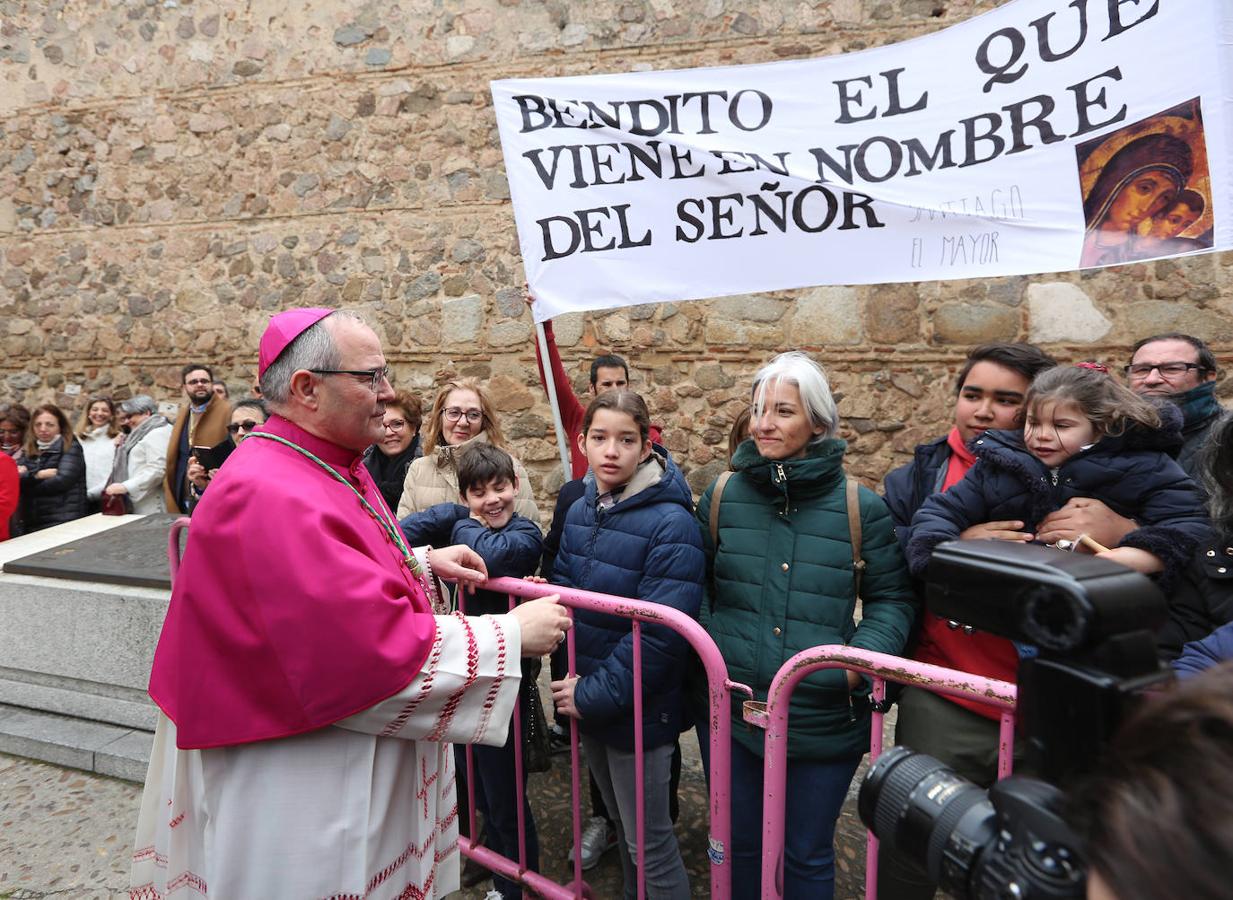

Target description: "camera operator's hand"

left=1036, top=498, right=1136, bottom=550
left=959, top=520, right=1033, bottom=542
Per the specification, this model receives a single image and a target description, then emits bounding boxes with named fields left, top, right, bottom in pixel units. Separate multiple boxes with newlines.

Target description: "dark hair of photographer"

left=1154, top=411, right=1233, bottom=661
left=1077, top=662, right=1233, bottom=900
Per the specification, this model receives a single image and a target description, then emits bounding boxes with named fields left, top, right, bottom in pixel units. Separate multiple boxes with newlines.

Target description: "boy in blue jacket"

left=399, top=443, right=543, bottom=899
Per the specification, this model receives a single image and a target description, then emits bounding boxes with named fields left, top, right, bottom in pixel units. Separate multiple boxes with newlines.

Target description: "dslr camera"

left=858, top=541, right=1170, bottom=899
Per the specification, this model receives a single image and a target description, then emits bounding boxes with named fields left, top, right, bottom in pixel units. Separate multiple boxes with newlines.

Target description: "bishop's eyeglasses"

left=309, top=366, right=392, bottom=392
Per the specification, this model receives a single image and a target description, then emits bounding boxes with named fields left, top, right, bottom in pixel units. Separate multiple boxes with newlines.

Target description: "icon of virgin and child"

left=1077, top=99, right=1214, bottom=268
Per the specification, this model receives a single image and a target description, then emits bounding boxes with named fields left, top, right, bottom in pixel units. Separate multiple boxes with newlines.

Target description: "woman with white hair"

left=103, top=395, right=172, bottom=514
left=695, top=351, right=916, bottom=899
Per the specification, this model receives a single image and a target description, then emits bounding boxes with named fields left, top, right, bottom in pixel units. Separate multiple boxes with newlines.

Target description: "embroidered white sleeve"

left=334, top=613, right=523, bottom=746
left=409, top=545, right=450, bottom=614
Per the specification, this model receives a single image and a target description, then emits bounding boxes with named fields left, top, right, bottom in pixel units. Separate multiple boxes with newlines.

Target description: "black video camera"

left=858, top=540, right=1171, bottom=899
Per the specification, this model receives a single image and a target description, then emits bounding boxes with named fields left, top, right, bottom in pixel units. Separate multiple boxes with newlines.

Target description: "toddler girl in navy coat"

left=908, top=364, right=1211, bottom=586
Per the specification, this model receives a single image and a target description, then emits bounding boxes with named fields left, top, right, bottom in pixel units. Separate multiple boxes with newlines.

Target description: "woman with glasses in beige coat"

left=397, top=377, right=540, bottom=524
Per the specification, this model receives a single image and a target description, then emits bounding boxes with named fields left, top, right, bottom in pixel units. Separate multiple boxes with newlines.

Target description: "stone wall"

left=2, top=0, right=1231, bottom=509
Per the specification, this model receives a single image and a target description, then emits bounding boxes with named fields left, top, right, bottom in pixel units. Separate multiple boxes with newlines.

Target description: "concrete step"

left=0, top=702, right=152, bottom=783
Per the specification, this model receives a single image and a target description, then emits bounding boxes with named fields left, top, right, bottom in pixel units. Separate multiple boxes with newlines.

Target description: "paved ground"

left=0, top=754, right=140, bottom=899
left=0, top=719, right=887, bottom=899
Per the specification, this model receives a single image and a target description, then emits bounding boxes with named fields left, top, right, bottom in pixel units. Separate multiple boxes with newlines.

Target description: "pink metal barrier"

left=168, top=522, right=1009, bottom=900
left=165, top=523, right=744, bottom=899
left=748, top=645, right=1017, bottom=900
left=479, top=576, right=748, bottom=900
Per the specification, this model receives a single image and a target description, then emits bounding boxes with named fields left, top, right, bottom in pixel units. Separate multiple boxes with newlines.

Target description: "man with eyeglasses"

left=1036, top=332, right=1221, bottom=550
left=162, top=363, right=232, bottom=514
left=131, top=307, right=571, bottom=899
left=1125, top=333, right=1222, bottom=476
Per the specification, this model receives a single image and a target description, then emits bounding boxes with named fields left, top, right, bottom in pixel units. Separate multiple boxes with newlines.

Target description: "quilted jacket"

left=697, top=438, right=916, bottom=761
left=21, top=437, right=88, bottom=531
left=551, top=446, right=704, bottom=751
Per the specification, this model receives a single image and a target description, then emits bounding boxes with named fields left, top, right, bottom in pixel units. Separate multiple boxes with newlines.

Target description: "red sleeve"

left=0, top=454, right=17, bottom=541
left=532, top=321, right=589, bottom=478
left=533, top=320, right=586, bottom=439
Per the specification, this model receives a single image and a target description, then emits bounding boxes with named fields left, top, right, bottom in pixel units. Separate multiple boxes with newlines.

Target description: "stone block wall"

left=2, top=0, right=1231, bottom=509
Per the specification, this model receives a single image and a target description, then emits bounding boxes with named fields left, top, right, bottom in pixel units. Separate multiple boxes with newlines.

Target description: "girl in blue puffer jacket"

left=549, top=391, right=703, bottom=900
left=908, top=364, right=1211, bottom=585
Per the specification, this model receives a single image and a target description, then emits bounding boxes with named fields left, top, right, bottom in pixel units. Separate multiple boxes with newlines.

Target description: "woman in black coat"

left=1159, top=412, right=1233, bottom=659
left=362, top=389, right=422, bottom=512
left=21, top=404, right=88, bottom=531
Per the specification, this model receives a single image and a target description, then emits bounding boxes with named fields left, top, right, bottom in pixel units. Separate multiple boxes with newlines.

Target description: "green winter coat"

left=696, top=437, right=916, bottom=761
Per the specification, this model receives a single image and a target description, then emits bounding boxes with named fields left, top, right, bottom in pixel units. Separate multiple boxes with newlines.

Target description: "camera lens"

left=858, top=746, right=997, bottom=897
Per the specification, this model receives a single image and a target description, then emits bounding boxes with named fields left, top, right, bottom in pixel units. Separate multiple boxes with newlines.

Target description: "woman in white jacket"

left=104, top=396, right=173, bottom=515
left=76, top=396, right=120, bottom=513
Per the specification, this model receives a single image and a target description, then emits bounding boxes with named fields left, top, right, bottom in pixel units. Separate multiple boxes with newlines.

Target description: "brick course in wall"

left=2, top=0, right=1231, bottom=510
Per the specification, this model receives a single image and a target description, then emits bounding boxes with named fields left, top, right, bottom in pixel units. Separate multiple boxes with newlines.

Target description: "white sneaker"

left=484, top=891, right=504, bottom=900
left=567, top=816, right=617, bottom=871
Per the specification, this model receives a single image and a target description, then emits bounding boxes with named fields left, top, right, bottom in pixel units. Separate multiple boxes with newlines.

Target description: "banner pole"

left=536, top=319, right=574, bottom=486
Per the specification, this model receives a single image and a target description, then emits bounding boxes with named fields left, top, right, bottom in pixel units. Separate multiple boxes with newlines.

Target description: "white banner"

left=492, top=0, right=1233, bottom=323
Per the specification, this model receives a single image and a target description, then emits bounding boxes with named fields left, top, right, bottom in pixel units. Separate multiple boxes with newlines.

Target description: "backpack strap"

left=709, top=470, right=735, bottom=547
left=846, top=477, right=866, bottom=598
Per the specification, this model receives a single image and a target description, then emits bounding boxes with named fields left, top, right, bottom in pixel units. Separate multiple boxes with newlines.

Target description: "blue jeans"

left=728, top=738, right=861, bottom=900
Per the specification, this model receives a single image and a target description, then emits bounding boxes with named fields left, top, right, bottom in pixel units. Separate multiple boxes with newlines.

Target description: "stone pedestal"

left=0, top=514, right=173, bottom=782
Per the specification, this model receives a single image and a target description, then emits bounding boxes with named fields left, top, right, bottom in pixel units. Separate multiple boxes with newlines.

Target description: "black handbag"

left=521, top=659, right=552, bottom=774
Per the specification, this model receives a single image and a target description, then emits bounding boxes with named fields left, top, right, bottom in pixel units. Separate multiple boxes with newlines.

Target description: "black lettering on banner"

left=834, top=69, right=928, bottom=123
left=1003, top=95, right=1065, bottom=154
left=1069, top=67, right=1127, bottom=137
left=792, top=185, right=839, bottom=233
left=668, top=145, right=706, bottom=180
left=903, top=133, right=957, bottom=176
left=628, top=100, right=670, bottom=136
left=854, top=136, right=904, bottom=183
left=809, top=144, right=858, bottom=185
left=708, top=193, right=745, bottom=240
left=842, top=192, right=884, bottom=231
left=958, top=112, right=1006, bottom=168
left=675, top=199, right=706, bottom=243
left=673, top=183, right=884, bottom=242
left=514, top=89, right=776, bottom=138
left=1104, top=0, right=1160, bottom=40
left=680, top=91, right=729, bottom=134
left=537, top=205, right=652, bottom=261
left=1032, top=0, right=1090, bottom=62
left=514, top=95, right=553, bottom=132
left=882, top=68, right=929, bottom=117
left=709, top=150, right=791, bottom=177
left=730, top=90, right=774, bottom=131
left=523, top=141, right=711, bottom=190
left=834, top=75, right=877, bottom=123
left=976, top=28, right=1029, bottom=93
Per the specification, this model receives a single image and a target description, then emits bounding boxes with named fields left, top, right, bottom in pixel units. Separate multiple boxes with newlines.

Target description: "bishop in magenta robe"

left=130, top=308, right=567, bottom=899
